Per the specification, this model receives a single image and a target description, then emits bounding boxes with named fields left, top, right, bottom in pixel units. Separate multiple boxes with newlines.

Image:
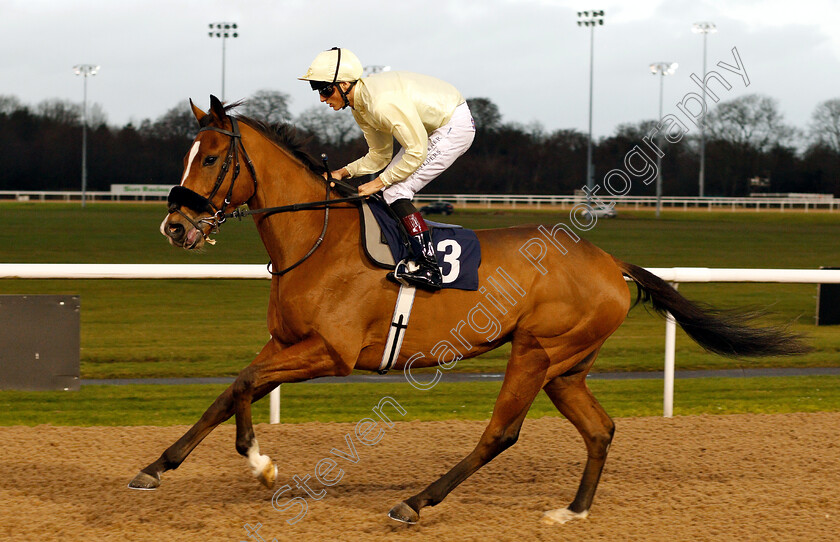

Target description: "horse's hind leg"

left=540, top=353, right=615, bottom=525
left=388, top=331, right=549, bottom=524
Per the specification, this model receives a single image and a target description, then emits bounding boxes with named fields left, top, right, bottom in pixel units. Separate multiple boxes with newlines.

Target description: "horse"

left=130, top=95, right=807, bottom=526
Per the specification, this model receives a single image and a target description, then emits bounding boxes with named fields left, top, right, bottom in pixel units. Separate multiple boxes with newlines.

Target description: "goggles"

left=310, top=81, right=336, bottom=99
left=317, top=85, right=336, bottom=99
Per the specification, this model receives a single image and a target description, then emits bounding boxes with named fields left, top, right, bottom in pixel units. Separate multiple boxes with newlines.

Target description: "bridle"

left=167, top=116, right=365, bottom=275
left=167, top=117, right=257, bottom=244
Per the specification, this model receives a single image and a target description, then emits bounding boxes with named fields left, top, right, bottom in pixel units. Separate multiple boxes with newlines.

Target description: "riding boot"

left=387, top=211, right=442, bottom=291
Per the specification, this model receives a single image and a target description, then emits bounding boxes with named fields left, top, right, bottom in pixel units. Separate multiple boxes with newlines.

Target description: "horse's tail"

left=616, top=259, right=811, bottom=357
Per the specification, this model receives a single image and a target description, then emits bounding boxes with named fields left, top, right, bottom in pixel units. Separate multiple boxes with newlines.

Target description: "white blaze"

left=180, top=141, right=201, bottom=185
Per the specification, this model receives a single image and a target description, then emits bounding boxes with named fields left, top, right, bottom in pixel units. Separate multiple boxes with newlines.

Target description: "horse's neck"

left=246, top=133, right=358, bottom=271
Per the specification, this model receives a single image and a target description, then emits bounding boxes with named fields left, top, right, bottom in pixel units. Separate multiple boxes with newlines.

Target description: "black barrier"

left=0, top=295, right=80, bottom=390
left=817, top=267, right=840, bottom=326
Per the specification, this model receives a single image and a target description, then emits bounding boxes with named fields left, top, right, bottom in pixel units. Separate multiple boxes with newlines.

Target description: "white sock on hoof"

left=541, top=508, right=589, bottom=525
left=246, top=441, right=271, bottom=476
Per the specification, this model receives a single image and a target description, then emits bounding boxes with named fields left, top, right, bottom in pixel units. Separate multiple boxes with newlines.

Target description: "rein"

left=168, top=117, right=366, bottom=275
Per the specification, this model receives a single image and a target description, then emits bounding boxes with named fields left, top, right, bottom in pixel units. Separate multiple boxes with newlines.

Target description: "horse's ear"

left=189, top=99, right=207, bottom=124
left=209, top=95, right=226, bottom=119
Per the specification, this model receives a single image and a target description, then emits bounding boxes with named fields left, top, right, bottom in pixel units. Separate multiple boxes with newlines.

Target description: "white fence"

left=414, top=194, right=838, bottom=212
left=2, top=264, right=839, bottom=419
left=1, top=190, right=836, bottom=212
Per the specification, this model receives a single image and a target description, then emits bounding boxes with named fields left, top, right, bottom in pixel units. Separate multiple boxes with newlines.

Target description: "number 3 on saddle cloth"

left=361, top=198, right=481, bottom=291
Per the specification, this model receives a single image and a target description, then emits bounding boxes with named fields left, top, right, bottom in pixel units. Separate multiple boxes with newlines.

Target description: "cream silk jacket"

left=344, top=71, right=464, bottom=186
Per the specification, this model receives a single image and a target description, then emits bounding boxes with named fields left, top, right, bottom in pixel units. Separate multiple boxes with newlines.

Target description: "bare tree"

left=466, top=97, right=502, bottom=131
left=242, top=89, right=292, bottom=125
left=33, top=98, right=108, bottom=127
left=36, top=99, right=81, bottom=125
left=809, top=98, right=840, bottom=153
left=145, top=102, right=198, bottom=140
left=295, top=106, right=361, bottom=146
left=504, top=120, right=545, bottom=140
left=0, top=95, right=22, bottom=115
left=613, top=120, right=659, bottom=142
left=705, top=93, right=796, bottom=152
left=86, top=103, right=109, bottom=128
left=703, top=94, right=800, bottom=196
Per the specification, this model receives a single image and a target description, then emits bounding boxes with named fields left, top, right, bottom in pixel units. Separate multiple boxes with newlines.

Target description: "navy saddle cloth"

left=365, top=198, right=481, bottom=291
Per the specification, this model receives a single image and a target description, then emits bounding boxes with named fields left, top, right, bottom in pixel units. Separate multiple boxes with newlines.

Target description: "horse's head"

left=160, top=95, right=257, bottom=249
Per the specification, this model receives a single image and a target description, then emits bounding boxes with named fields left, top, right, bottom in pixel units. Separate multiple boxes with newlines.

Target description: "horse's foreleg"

left=231, top=337, right=350, bottom=488
left=389, top=333, right=548, bottom=524
left=540, top=368, right=615, bottom=525
left=229, top=376, right=278, bottom=488
left=129, top=337, right=346, bottom=491
left=128, top=384, right=238, bottom=489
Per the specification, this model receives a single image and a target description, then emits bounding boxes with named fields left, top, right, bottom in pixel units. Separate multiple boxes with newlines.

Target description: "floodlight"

left=692, top=21, right=717, bottom=34
left=576, top=9, right=605, bottom=206
left=208, top=22, right=239, bottom=100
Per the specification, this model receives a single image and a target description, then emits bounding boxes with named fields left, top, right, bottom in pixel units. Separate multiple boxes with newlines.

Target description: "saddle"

left=359, top=201, right=399, bottom=268
left=359, top=198, right=481, bottom=291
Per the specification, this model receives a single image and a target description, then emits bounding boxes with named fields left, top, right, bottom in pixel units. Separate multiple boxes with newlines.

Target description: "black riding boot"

left=386, top=204, right=442, bottom=291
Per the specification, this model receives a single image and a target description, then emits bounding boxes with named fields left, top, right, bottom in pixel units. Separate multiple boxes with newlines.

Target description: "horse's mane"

left=211, top=102, right=327, bottom=175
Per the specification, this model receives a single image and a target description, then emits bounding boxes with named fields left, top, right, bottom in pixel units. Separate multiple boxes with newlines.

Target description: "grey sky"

left=3, top=0, right=839, bottom=139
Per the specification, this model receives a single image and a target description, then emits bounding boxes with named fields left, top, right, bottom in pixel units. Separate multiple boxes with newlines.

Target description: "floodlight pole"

left=587, top=24, right=594, bottom=202
left=208, top=22, right=238, bottom=101
left=73, top=64, right=99, bottom=208
left=657, top=70, right=664, bottom=218
left=649, top=62, right=678, bottom=218
left=692, top=22, right=717, bottom=198
left=577, top=10, right=604, bottom=206
left=363, top=65, right=391, bottom=77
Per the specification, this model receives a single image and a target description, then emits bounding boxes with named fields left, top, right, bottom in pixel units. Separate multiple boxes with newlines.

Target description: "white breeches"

left=382, top=102, right=476, bottom=204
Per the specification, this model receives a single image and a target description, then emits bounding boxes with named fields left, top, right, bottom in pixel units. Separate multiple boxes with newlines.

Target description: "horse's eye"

left=203, top=156, right=218, bottom=166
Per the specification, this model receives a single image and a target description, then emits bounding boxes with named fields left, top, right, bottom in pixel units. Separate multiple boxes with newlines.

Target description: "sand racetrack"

left=1, top=413, right=837, bottom=541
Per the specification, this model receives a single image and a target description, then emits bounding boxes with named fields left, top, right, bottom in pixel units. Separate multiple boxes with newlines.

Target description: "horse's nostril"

left=168, top=222, right=185, bottom=239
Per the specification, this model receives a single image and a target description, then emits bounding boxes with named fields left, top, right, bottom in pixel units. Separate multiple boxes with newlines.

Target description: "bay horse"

left=130, top=95, right=807, bottom=525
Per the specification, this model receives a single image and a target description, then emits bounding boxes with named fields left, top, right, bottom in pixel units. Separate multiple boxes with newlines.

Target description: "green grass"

left=0, top=202, right=267, bottom=264
left=465, top=207, right=840, bottom=268
left=1, top=202, right=839, bottom=379
left=1, top=376, right=838, bottom=426
left=2, top=202, right=838, bottom=426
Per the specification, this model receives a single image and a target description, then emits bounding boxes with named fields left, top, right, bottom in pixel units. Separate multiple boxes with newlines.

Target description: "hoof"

left=388, top=501, right=419, bottom=524
left=127, top=471, right=160, bottom=491
left=257, top=462, right=277, bottom=489
left=541, top=507, right=589, bottom=525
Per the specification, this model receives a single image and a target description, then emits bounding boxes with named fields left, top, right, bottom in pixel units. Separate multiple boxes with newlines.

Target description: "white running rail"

left=3, top=264, right=839, bottom=419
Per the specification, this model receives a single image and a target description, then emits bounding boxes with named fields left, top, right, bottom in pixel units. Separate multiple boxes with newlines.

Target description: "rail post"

left=269, top=385, right=281, bottom=424
left=663, top=282, right=679, bottom=417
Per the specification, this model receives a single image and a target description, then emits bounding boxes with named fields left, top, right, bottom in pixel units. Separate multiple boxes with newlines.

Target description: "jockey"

left=299, top=47, right=476, bottom=291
